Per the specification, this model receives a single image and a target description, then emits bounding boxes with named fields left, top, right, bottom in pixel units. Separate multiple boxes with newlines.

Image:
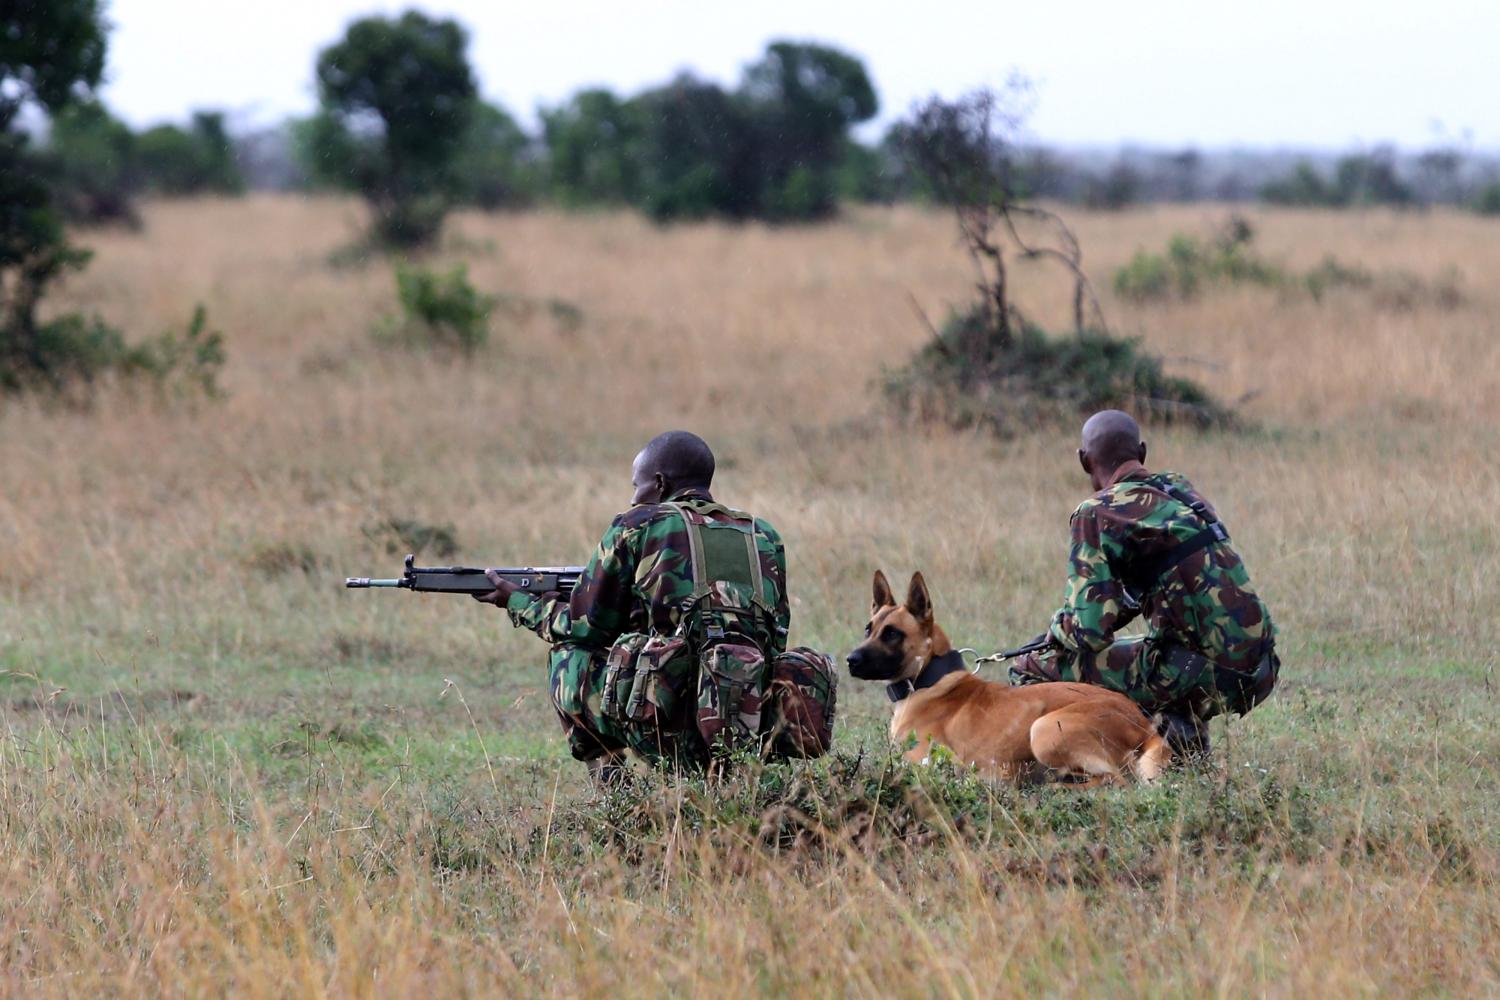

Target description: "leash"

left=960, top=634, right=1054, bottom=671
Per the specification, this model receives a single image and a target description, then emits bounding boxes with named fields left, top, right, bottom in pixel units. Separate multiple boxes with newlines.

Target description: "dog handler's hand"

left=472, top=569, right=522, bottom=606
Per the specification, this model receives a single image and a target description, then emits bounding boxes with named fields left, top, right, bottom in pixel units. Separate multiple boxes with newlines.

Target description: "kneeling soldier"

left=474, top=430, right=835, bottom=782
left=1010, top=410, right=1279, bottom=757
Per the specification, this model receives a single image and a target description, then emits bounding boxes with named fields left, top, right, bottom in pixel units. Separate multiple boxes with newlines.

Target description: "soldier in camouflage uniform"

left=474, top=431, right=795, bottom=781
left=1009, top=410, right=1279, bottom=757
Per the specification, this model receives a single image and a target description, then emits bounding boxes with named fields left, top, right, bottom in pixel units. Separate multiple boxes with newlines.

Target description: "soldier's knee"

left=547, top=644, right=597, bottom=717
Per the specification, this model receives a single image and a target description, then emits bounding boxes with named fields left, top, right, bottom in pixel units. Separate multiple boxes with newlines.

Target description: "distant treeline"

left=39, top=10, right=1500, bottom=232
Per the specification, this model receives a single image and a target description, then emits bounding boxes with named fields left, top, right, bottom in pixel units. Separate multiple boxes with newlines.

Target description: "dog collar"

left=886, top=649, right=968, bottom=703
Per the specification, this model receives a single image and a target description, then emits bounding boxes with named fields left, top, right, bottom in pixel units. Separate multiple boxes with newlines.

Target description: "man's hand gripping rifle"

left=346, top=554, right=585, bottom=598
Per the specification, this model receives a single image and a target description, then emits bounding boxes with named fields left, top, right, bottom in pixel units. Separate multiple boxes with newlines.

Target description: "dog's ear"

left=905, top=572, right=934, bottom=624
left=871, top=569, right=895, bottom=612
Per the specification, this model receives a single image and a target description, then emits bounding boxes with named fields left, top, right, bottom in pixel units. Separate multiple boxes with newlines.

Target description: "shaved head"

left=631, top=430, right=715, bottom=504
left=1078, top=410, right=1147, bottom=489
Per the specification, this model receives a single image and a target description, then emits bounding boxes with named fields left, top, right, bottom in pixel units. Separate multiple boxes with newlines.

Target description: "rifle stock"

left=346, top=554, right=584, bottom=596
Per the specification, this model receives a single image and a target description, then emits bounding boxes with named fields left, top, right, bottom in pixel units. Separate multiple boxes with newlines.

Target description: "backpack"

left=597, top=501, right=837, bottom=762
left=664, top=501, right=781, bottom=756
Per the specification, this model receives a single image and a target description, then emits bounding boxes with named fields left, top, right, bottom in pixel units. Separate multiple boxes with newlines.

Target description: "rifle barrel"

left=345, top=578, right=403, bottom=588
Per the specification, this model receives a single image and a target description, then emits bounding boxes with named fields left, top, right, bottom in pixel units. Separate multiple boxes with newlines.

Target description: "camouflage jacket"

left=1047, top=461, right=1275, bottom=672
left=505, top=488, right=790, bottom=655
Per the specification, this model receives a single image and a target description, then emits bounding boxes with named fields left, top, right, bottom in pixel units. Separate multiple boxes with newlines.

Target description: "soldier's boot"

left=587, top=750, right=631, bottom=790
left=1160, top=713, right=1211, bottom=763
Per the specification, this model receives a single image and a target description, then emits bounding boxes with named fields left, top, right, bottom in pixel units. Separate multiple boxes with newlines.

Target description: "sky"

left=99, top=0, right=1499, bottom=151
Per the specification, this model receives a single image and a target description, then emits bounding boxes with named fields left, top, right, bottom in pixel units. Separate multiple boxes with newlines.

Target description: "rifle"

left=346, top=554, right=585, bottom=597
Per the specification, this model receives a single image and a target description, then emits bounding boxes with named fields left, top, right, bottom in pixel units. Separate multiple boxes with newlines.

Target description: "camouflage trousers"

left=1009, top=637, right=1224, bottom=721
left=547, top=641, right=839, bottom=767
left=546, top=643, right=706, bottom=768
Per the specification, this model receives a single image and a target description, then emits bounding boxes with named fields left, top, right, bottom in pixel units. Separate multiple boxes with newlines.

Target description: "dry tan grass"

left=1, top=195, right=1497, bottom=996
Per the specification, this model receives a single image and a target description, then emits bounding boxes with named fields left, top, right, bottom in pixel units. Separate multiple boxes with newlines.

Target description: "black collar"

left=886, top=649, right=968, bottom=703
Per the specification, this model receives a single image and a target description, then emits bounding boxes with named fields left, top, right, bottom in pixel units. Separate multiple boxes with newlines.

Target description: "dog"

left=846, top=570, right=1169, bottom=785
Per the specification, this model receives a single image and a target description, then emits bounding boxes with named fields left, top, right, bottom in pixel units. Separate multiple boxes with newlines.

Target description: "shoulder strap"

left=663, top=501, right=707, bottom=589
left=1128, top=476, right=1230, bottom=591
left=663, top=500, right=773, bottom=640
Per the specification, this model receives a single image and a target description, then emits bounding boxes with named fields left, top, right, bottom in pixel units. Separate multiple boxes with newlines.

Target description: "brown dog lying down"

left=846, top=570, right=1169, bottom=785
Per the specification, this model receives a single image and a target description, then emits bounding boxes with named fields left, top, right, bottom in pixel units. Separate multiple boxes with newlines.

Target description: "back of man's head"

left=1080, top=409, right=1144, bottom=472
left=639, top=430, right=716, bottom=489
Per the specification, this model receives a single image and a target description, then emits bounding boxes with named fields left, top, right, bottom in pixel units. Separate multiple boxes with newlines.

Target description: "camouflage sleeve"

left=504, top=515, right=636, bottom=650
left=1047, top=505, right=1138, bottom=654
left=564, top=515, right=639, bottom=648
left=503, top=590, right=573, bottom=642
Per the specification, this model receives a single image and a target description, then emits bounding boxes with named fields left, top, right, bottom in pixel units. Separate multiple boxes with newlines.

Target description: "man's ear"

left=654, top=471, right=669, bottom=498
left=905, top=572, right=933, bottom=624
left=871, top=569, right=895, bottom=612
left=1078, top=448, right=1092, bottom=477
left=1138, top=440, right=1148, bottom=465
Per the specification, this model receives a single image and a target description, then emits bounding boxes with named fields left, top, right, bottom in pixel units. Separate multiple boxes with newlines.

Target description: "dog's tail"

left=1131, top=728, right=1171, bottom=783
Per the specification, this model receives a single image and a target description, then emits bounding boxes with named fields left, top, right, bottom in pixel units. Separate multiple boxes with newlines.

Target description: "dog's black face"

left=846, top=569, right=935, bottom=682
left=847, top=608, right=911, bottom=680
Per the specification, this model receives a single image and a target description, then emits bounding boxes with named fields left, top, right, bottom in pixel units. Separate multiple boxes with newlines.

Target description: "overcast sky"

left=100, top=0, right=1498, bottom=150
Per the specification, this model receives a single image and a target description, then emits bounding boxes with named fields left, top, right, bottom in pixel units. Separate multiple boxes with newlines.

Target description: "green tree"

left=143, top=110, right=244, bottom=194
left=311, top=10, right=477, bottom=247
left=448, top=101, right=536, bottom=210
left=630, top=75, right=759, bottom=222
left=1261, top=161, right=1336, bottom=206
left=1332, top=149, right=1411, bottom=206
left=541, top=88, right=643, bottom=206
left=0, top=0, right=113, bottom=388
left=741, top=41, right=878, bottom=219
left=46, top=99, right=141, bottom=226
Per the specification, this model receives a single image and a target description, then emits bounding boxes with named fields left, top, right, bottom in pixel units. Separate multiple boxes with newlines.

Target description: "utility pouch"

left=600, top=633, right=651, bottom=722
left=695, top=642, right=768, bottom=753
left=624, top=635, right=692, bottom=726
left=763, top=647, right=838, bottom=759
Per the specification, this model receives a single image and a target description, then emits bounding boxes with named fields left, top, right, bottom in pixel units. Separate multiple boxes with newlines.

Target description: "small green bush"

left=1, top=299, right=225, bottom=400
left=885, top=305, right=1223, bottom=434
left=1114, top=221, right=1460, bottom=310
left=1472, top=183, right=1500, bottom=216
left=374, top=264, right=494, bottom=353
left=1301, top=256, right=1375, bottom=301
left=120, top=304, right=227, bottom=398
left=1115, top=219, right=1283, bottom=302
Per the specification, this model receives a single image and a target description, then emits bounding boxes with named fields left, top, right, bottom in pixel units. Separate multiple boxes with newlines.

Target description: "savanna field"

left=2, top=196, right=1497, bottom=995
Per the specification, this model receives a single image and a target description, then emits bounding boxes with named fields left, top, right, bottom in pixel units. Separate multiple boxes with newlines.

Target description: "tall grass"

left=1, top=196, right=1497, bottom=995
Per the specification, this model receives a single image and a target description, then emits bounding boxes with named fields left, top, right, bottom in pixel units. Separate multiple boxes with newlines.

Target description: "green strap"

left=663, top=501, right=707, bottom=594
left=664, top=499, right=768, bottom=609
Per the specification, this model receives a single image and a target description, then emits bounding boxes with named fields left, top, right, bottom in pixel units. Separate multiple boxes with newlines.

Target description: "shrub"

left=1083, top=162, right=1140, bottom=211
left=2, top=300, right=226, bottom=400
left=374, top=264, right=494, bottom=353
left=1472, top=183, right=1500, bottom=216
left=46, top=100, right=141, bottom=227
left=885, top=305, right=1223, bottom=434
left=1301, top=256, right=1374, bottom=301
left=136, top=112, right=244, bottom=195
left=1115, top=218, right=1283, bottom=303
left=1116, top=221, right=1464, bottom=311
left=447, top=101, right=538, bottom=210
left=119, top=304, right=227, bottom=398
left=1262, top=150, right=1412, bottom=208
